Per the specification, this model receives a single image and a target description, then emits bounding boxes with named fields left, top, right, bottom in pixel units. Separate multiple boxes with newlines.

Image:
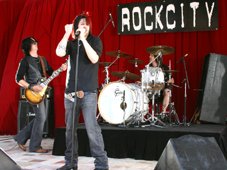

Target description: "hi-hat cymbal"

left=146, top=45, right=175, bottom=55
left=111, top=71, right=140, bottom=80
left=106, top=50, right=131, bottom=58
left=128, top=58, right=144, bottom=65
left=99, top=62, right=111, bottom=66
left=163, top=70, right=178, bottom=73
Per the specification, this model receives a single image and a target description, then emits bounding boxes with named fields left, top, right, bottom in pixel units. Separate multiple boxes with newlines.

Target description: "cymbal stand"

left=103, top=66, right=110, bottom=85
left=101, top=53, right=120, bottom=86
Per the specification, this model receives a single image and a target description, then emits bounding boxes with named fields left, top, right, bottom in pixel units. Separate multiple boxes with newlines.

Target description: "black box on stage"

left=0, top=148, right=21, bottom=170
left=17, top=99, right=54, bottom=137
left=199, top=53, right=227, bottom=124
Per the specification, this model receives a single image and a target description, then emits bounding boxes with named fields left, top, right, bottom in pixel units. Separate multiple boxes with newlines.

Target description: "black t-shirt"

left=16, top=55, right=53, bottom=84
left=65, top=34, right=102, bottom=93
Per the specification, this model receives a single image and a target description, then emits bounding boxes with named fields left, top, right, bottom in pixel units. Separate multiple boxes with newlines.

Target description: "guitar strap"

left=39, top=56, right=47, bottom=78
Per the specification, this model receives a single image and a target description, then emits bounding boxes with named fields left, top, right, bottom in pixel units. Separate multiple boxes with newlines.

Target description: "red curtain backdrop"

left=0, top=0, right=227, bottom=134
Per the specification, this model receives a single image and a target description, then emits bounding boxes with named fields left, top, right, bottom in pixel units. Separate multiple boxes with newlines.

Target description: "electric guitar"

left=25, top=61, right=67, bottom=105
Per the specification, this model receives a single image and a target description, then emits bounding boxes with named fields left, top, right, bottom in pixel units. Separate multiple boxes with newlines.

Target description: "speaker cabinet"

left=155, top=135, right=227, bottom=170
left=17, top=99, right=54, bottom=137
left=199, top=53, right=227, bottom=124
left=0, top=148, right=21, bottom=170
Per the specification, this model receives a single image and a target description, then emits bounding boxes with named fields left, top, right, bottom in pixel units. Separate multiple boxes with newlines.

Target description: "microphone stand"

left=181, top=56, right=190, bottom=126
left=98, top=15, right=113, bottom=37
left=71, top=38, right=80, bottom=169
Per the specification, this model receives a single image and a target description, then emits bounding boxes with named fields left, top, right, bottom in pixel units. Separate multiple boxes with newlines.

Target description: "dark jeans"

left=64, top=92, right=108, bottom=169
left=14, top=100, right=47, bottom=151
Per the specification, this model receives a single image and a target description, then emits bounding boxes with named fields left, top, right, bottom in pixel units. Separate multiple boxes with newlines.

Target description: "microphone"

left=135, top=61, right=138, bottom=68
left=75, top=30, right=80, bottom=37
left=135, top=58, right=138, bottom=68
left=177, top=53, right=188, bottom=63
left=109, top=13, right=115, bottom=28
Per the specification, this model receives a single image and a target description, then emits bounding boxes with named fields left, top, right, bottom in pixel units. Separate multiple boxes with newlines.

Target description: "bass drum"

left=98, top=82, right=149, bottom=124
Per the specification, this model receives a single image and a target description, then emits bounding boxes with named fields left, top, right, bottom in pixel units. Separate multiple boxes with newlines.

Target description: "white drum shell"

left=141, top=67, right=165, bottom=90
left=98, top=82, right=148, bottom=124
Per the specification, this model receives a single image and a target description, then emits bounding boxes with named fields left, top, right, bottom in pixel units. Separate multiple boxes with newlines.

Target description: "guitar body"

left=24, top=60, right=67, bottom=104
left=25, top=86, right=48, bottom=105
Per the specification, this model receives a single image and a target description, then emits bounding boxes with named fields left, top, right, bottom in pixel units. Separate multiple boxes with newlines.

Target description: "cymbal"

left=106, top=50, right=131, bottom=58
left=163, top=70, right=178, bottom=73
left=99, top=62, right=111, bottom=66
left=111, top=71, right=140, bottom=80
left=128, top=58, right=144, bottom=65
left=146, top=45, right=175, bottom=55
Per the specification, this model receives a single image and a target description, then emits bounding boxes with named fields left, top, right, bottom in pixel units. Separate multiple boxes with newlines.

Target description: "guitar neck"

left=42, top=67, right=63, bottom=86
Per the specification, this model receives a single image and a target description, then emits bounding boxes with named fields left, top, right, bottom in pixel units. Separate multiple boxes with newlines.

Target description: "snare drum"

left=98, top=82, right=149, bottom=124
left=141, top=67, right=165, bottom=91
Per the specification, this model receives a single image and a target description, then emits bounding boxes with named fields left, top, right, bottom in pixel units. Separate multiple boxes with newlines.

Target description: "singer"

left=56, top=13, right=109, bottom=170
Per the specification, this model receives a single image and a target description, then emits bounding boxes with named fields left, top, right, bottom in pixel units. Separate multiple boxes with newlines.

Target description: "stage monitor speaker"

left=0, top=148, right=21, bottom=170
left=199, top=53, right=227, bottom=124
left=155, top=135, right=227, bottom=170
left=17, top=99, right=54, bottom=137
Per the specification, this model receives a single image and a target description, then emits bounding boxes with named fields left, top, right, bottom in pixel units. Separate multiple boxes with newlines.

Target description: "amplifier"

left=17, top=99, right=54, bottom=137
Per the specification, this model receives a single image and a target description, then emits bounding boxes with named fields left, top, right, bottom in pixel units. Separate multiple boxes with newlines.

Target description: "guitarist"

left=14, top=37, right=66, bottom=153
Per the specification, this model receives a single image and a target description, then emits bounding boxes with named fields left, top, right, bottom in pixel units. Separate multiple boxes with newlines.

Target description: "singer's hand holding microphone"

left=75, top=28, right=86, bottom=40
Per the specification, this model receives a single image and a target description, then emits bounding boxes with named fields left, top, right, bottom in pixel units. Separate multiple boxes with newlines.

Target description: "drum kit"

left=98, top=46, right=180, bottom=127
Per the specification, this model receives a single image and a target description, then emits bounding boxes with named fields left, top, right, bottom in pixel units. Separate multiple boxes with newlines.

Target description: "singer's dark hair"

left=73, top=13, right=92, bottom=36
left=21, top=37, right=38, bottom=55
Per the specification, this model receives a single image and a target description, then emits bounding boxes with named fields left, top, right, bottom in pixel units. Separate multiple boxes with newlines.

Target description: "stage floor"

left=0, top=136, right=156, bottom=170
left=53, top=123, right=227, bottom=161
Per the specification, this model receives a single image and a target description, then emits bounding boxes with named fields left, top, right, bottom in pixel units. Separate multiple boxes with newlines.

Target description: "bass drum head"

left=98, top=82, right=136, bottom=124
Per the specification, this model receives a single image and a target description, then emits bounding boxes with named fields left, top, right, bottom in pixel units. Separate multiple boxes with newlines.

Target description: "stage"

left=52, top=123, right=227, bottom=161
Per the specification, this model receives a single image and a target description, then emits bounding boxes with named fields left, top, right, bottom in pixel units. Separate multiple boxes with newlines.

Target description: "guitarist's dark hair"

left=21, top=37, right=38, bottom=55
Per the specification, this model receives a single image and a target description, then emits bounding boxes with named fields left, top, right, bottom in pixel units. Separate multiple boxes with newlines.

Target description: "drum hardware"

left=100, top=50, right=131, bottom=86
left=168, top=102, right=181, bottom=126
left=141, top=92, right=166, bottom=128
left=100, top=50, right=124, bottom=86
